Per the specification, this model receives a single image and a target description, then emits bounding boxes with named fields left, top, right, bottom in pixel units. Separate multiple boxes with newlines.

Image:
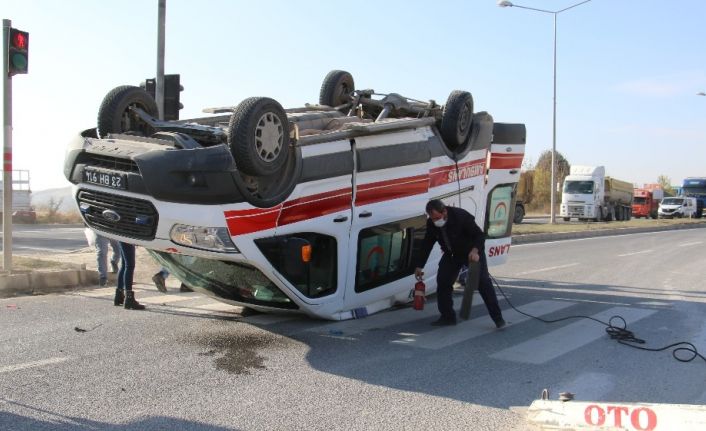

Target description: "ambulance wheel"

left=440, top=90, right=474, bottom=149
left=232, top=146, right=302, bottom=208
left=97, top=85, right=159, bottom=138
left=228, top=97, right=290, bottom=176
left=513, top=205, right=524, bottom=224
left=319, top=70, right=355, bottom=109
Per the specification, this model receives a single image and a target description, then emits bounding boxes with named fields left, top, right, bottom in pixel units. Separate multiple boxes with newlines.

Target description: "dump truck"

left=560, top=165, right=633, bottom=222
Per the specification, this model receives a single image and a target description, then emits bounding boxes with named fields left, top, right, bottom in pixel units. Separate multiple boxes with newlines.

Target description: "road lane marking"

left=391, top=300, right=575, bottom=349
left=678, top=241, right=703, bottom=247
left=0, top=357, right=69, bottom=374
left=490, top=306, right=657, bottom=364
left=617, top=249, right=654, bottom=257
left=518, top=263, right=578, bottom=275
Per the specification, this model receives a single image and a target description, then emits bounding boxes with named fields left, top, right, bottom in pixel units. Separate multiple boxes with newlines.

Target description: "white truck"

left=560, top=165, right=633, bottom=222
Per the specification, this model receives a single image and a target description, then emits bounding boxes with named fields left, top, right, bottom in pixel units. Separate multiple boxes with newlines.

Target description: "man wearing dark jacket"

left=414, top=199, right=505, bottom=327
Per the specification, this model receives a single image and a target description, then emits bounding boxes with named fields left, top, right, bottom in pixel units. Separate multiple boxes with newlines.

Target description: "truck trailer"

left=560, top=165, right=633, bottom=222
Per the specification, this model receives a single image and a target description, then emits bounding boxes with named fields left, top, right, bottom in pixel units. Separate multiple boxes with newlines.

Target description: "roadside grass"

left=513, top=217, right=706, bottom=235
left=35, top=209, right=83, bottom=224
left=10, top=256, right=82, bottom=271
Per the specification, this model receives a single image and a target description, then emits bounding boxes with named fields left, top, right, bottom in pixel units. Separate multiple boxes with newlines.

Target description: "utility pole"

left=2, top=19, right=14, bottom=271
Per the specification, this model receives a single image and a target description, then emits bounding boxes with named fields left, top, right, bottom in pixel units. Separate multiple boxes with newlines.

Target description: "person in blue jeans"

left=152, top=267, right=193, bottom=293
left=95, top=234, right=120, bottom=286
left=114, top=242, right=145, bottom=310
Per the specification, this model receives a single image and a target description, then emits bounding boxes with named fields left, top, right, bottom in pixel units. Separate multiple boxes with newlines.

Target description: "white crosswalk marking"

left=305, top=295, right=484, bottom=335
left=391, top=300, right=575, bottom=350
left=138, top=294, right=193, bottom=305
left=192, top=302, right=243, bottom=313
left=490, top=306, right=658, bottom=364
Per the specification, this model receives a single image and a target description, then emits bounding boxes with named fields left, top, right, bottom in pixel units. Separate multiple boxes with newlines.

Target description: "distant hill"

left=31, top=186, right=76, bottom=213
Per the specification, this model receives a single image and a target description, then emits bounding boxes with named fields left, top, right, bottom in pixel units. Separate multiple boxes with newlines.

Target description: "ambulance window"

left=355, top=216, right=426, bottom=293
left=255, top=233, right=337, bottom=298
left=485, top=184, right=515, bottom=239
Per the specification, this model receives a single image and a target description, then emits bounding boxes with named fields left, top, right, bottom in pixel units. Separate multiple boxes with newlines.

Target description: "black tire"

left=97, top=85, right=159, bottom=138
left=440, top=90, right=474, bottom=149
left=563, top=217, right=570, bottom=222
left=513, top=204, right=525, bottom=224
left=593, top=206, right=602, bottom=222
left=231, top=147, right=302, bottom=208
left=228, top=97, right=290, bottom=176
left=319, top=70, right=355, bottom=108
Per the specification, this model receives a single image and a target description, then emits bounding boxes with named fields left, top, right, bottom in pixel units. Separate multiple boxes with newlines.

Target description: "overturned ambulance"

left=64, top=70, right=526, bottom=320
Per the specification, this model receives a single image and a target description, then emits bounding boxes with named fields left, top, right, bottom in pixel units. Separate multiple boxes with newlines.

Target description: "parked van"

left=658, top=197, right=697, bottom=219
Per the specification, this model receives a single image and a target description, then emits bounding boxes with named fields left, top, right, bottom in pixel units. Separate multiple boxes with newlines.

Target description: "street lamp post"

left=498, top=0, right=591, bottom=223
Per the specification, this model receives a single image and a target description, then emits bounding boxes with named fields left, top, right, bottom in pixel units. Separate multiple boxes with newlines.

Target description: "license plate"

left=84, top=168, right=127, bottom=190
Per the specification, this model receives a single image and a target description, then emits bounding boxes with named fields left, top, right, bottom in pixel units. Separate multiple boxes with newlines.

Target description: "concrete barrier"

left=0, top=268, right=100, bottom=298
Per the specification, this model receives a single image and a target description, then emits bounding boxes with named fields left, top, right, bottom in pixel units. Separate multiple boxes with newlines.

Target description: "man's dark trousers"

left=436, top=251, right=503, bottom=323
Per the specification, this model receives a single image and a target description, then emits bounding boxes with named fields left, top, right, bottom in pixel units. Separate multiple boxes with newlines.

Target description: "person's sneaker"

left=152, top=273, right=167, bottom=293
left=110, top=261, right=119, bottom=274
left=99, top=279, right=108, bottom=287
left=179, top=283, right=193, bottom=293
left=494, top=318, right=507, bottom=329
left=430, top=317, right=457, bottom=326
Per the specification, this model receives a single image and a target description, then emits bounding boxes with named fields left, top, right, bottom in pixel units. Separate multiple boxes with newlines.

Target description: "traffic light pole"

left=156, top=0, right=166, bottom=120
left=2, top=19, right=13, bottom=272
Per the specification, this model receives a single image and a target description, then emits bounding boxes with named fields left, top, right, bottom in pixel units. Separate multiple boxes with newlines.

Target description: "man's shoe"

left=179, top=283, right=193, bottom=293
left=99, top=279, right=108, bottom=287
left=494, top=318, right=507, bottom=329
left=110, top=261, right=119, bottom=274
left=152, top=273, right=167, bottom=293
left=430, top=317, right=457, bottom=326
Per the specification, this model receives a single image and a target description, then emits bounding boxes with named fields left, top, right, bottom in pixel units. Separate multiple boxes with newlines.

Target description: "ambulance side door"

left=483, top=123, right=526, bottom=266
left=345, top=129, right=432, bottom=310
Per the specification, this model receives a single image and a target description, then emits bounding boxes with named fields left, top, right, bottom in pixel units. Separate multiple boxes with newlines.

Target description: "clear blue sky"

left=2, top=0, right=705, bottom=191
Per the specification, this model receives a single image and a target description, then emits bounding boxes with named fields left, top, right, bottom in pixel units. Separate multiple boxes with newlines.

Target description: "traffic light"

left=163, top=74, right=183, bottom=121
left=7, top=28, right=29, bottom=76
left=139, top=74, right=183, bottom=120
left=140, top=78, right=156, bottom=98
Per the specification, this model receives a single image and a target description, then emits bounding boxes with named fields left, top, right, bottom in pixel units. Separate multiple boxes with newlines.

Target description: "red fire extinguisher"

left=413, top=280, right=426, bottom=310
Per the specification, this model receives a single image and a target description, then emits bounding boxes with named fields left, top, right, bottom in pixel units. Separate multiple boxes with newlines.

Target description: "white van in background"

left=658, top=197, right=697, bottom=219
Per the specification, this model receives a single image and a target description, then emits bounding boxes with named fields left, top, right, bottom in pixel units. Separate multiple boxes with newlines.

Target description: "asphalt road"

left=1, top=229, right=705, bottom=430
left=0, top=224, right=86, bottom=253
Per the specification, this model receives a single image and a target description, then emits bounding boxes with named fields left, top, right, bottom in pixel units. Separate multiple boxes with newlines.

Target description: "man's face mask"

left=433, top=218, right=446, bottom=228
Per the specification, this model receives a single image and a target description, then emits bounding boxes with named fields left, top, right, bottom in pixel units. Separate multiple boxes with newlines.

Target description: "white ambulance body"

left=64, top=71, right=525, bottom=320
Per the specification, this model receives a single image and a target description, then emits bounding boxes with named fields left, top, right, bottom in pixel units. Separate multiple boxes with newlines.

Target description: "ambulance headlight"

left=170, top=224, right=239, bottom=253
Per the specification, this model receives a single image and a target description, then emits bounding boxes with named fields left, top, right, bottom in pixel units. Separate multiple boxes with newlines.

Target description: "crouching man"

left=414, top=199, right=505, bottom=328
